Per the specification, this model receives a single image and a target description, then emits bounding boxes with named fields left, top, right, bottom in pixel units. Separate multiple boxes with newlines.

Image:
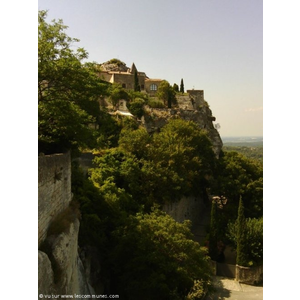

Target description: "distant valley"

left=222, top=136, right=263, bottom=147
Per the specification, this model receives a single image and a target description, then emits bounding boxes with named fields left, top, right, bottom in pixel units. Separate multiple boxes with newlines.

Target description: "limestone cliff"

left=38, top=218, right=94, bottom=298
left=142, top=98, right=223, bottom=157
left=38, top=153, right=95, bottom=298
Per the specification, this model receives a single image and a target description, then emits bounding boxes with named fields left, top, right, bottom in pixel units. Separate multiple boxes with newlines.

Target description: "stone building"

left=98, top=60, right=163, bottom=94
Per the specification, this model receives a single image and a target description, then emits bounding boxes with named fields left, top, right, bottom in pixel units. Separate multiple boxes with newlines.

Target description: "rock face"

left=38, top=250, right=55, bottom=295
left=39, top=153, right=95, bottom=298
left=163, top=195, right=207, bottom=225
left=100, top=59, right=129, bottom=72
left=38, top=152, right=72, bottom=246
left=142, top=106, right=223, bottom=157
left=38, top=218, right=94, bottom=298
left=141, top=90, right=223, bottom=157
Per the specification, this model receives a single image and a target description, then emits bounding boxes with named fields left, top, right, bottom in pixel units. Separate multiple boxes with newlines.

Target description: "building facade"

left=98, top=61, right=163, bottom=95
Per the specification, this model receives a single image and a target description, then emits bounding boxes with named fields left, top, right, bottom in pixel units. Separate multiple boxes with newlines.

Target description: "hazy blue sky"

left=38, top=0, right=263, bottom=137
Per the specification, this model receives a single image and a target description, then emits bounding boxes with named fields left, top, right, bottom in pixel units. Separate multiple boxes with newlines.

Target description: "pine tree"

left=236, top=196, right=248, bottom=266
left=134, top=70, right=141, bottom=92
left=180, top=78, right=184, bottom=93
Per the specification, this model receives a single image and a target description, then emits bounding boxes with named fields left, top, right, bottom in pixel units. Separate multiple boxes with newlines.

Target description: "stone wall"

left=176, top=94, right=195, bottom=110
left=38, top=152, right=72, bottom=247
left=98, top=71, right=113, bottom=83
left=236, top=264, right=263, bottom=285
left=144, top=79, right=163, bottom=95
left=111, top=72, right=146, bottom=90
left=186, top=90, right=204, bottom=108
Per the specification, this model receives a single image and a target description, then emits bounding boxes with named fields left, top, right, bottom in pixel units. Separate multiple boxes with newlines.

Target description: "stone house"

left=98, top=60, right=163, bottom=95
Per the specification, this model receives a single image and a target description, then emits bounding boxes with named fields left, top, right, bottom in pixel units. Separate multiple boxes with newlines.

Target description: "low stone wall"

left=212, top=261, right=263, bottom=285
left=38, top=152, right=72, bottom=247
left=236, top=264, right=263, bottom=285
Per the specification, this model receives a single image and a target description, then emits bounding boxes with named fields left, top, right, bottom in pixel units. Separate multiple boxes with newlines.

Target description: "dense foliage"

left=207, top=149, right=263, bottom=266
left=72, top=161, right=214, bottom=299
left=213, top=151, right=263, bottom=219
left=156, top=80, right=177, bottom=108
left=227, top=216, right=263, bottom=266
left=38, top=10, right=111, bottom=154
left=236, top=197, right=248, bottom=266
left=112, top=208, right=212, bottom=300
left=223, top=145, right=263, bottom=165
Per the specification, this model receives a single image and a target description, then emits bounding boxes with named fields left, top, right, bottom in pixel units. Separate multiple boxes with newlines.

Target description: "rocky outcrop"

left=39, top=152, right=95, bottom=298
left=38, top=250, right=55, bottom=295
left=38, top=218, right=94, bottom=298
left=142, top=105, right=223, bottom=157
left=100, top=59, right=129, bottom=72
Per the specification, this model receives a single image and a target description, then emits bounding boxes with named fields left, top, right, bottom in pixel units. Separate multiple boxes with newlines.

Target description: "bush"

left=148, top=99, right=165, bottom=108
left=127, top=98, right=145, bottom=118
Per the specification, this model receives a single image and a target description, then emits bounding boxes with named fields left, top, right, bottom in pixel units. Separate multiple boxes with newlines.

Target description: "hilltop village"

left=94, top=59, right=223, bottom=156
left=98, top=58, right=205, bottom=110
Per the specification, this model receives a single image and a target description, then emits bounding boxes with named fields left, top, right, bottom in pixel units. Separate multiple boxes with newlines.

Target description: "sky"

left=38, top=0, right=263, bottom=137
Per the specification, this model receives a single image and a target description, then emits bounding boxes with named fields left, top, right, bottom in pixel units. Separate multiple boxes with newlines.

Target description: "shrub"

left=148, top=99, right=165, bottom=108
left=127, top=98, right=145, bottom=118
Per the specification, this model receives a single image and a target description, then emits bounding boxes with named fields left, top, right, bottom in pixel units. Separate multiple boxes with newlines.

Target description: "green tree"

left=118, top=127, right=151, bottom=159
left=38, top=99, right=95, bottom=154
left=227, top=217, right=263, bottom=266
left=150, top=119, right=216, bottom=196
left=126, top=98, right=145, bottom=119
left=209, top=200, right=219, bottom=261
left=93, top=119, right=216, bottom=207
left=213, top=151, right=263, bottom=220
left=180, top=78, right=185, bottom=93
left=38, top=10, right=107, bottom=154
left=156, top=80, right=177, bottom=108
left=111, top=208, right=212, bottom=300
left=173, top=83, right=179, bottom=93
left=96, top=109, right=122, bottom=148
left=236, top=197, right=248, bottom=266
left=134, top=70, right=141, bottom=92
left=108, top=83, right=129, bottom=108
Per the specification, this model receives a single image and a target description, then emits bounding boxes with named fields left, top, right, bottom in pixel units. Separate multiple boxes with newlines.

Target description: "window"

left=122, top=83, right=126, bottom=88
left=150, top=84, right=157, bottom=91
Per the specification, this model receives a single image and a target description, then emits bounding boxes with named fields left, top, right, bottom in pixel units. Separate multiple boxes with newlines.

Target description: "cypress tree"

left=209, top=200, right=219, bottom=261
left=236, top=196, right=248, bottom=266
left=180, top=78, right=184, bottom=93
left=134, top=70, right=141, bottom=92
